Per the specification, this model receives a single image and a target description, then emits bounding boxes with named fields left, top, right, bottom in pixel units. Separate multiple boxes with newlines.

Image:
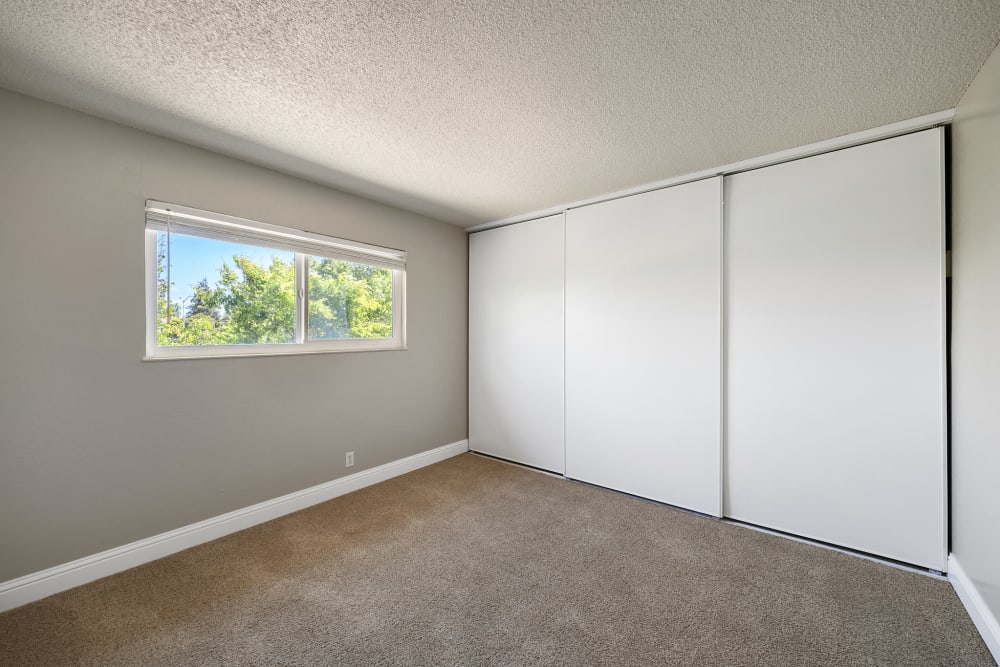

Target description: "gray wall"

left=951, top=42, right=1000, bottom=623
left=0, top=88, right=468, bottom=581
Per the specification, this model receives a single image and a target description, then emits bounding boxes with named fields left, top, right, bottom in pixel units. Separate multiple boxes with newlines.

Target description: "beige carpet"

left=0, top=453, right=993, bottom=666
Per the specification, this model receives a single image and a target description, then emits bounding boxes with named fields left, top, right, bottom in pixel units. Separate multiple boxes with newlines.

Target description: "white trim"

left=949, top=554, right=1000, bottom=664
left=145, top=200, right=407, bottom=267
left=562, top=211, right=567, bottom=477
left=0, top=440, right=469, bottom=613
left=717, top=175, right=726, bottom=520
left=936, top=129, right=950, bottom=572
left=465, top=109, right=956, bottom=233
left=294, top=252, right=307, bottom=344
left=145, top=330, right=405, bottom=360
left=143, top=340, right=408, bottom=361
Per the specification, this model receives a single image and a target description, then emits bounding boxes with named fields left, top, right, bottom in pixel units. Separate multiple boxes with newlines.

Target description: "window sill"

left=143, top=343, right=407, bottom=361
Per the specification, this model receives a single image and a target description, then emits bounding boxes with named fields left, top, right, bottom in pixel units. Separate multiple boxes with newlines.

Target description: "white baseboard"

left=0, top=439, right=468, bottom=613
left=949, top=554, right=1000, bottom=664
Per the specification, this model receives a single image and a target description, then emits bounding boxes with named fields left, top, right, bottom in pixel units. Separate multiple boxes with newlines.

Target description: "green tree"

left=157, top=235, right=234, bottom=346
left=308, top=258, right=392, bottom=339
left=156, top=249, right=391, bottom=347
left=216, top=255, right=296, bottom=344
left=156, top=235, right=182, bottom=345
left=158, top=312, right=235, bottom=346
left=187, top=278, right=222, bottom=320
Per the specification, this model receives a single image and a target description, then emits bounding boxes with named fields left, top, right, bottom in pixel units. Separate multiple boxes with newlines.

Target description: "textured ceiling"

left=2, top=1, right=999, bottom=226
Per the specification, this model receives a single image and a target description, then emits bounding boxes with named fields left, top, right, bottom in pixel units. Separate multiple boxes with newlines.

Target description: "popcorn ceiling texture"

left=1, top=1, right=999, bottom=225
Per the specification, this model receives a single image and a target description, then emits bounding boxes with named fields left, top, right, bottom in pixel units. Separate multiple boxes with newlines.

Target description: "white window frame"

left=144, top=200, right=406, bottom=360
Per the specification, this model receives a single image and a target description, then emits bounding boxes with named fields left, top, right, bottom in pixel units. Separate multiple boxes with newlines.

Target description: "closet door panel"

left=469, top=214, right=565, bottom=473
left=725, top=128, right=946, bottom=570
left=566, top=177, right=722, bottom=516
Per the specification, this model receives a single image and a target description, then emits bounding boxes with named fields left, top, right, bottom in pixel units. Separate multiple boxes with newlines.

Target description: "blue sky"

left=158, top=233, right=292, bottom=310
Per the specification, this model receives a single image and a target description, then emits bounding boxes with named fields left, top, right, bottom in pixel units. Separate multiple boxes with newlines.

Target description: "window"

left=144, top=201, right=406, bottom=359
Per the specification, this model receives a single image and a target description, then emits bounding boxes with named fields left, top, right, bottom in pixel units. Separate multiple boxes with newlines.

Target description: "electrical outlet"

left=345, top=451, right=355, bottom=468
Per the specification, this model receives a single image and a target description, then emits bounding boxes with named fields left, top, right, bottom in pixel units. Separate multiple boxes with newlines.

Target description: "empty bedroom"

left=1, top=1, right=999, bottom=665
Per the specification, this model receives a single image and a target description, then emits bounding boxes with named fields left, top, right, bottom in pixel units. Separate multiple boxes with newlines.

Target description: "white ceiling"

left=2, top=1, right=999, bottom=227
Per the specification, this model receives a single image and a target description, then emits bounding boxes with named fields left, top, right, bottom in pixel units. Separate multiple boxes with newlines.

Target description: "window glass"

left=145, top=200, right=405, bottom=359
left=308, top=257, right=393, bottom=340
left=156, top=232, right=296, bottom=346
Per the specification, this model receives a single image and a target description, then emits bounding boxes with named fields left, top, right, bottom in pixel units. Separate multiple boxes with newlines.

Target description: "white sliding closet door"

left=725, top=129, right=946, bottom=570
left=469, top=214, right=565, bottom=473
left=566, top=177, right=723, bottom=516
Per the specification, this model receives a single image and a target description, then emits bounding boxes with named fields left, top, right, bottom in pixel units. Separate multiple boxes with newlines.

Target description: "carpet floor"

left=0, top=453, right=993, bottom=666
